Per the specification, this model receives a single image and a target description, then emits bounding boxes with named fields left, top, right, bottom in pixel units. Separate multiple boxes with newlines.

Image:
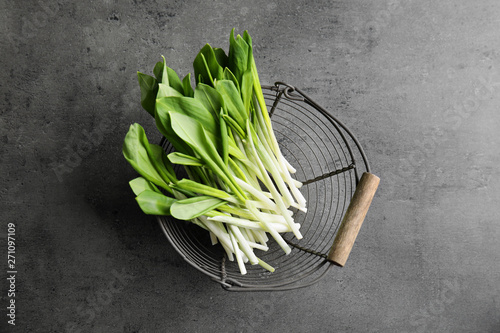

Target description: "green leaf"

left=182, top=73, right=194, bottom=97
left=196, top=73, right=204, bottom=85
left=137, top=72, right=158, bottom=117
left=148, top=143, right=178, bottom=184
left=169, top=112, right=246, bottom=202
left=153, top=61, right=163, bottom=81
left=193, top=52, right=213, bottom=85
left=167, top=69, right=184, bottom=95
left=193, top=44, right=224, bottom=86
left=219, top=109, right=229, bottom=166
left=222, top=114, right=246, bottom=139
left=243, top=32, right=271, bottom=133
left=170, top=196, right=226, bottom=220
left=129, top=177, right=160, bottom=196
left=215, top=80, right=247, bottom=130
left=168, top=152, right=203, bottom=167
left=161, top=55, right=169, bottom=86
left=213, top=47, right=228, bottom=68
left=153, top=56, right=184, bottom=94
left=136, top=190, right=176, bottom=215
left=240, top=69, right=254, bottom=114
left=156, top=96, right=218, bottom=136
left=168, top=112, right=221, bottom=166
left=161, top=150, right=176, bottom=177
left=222, top=67, right=241, bottom=93
left=242, top=30, right=253, bottom=49
left=193, top=83, right=224, bottom=121
left=157, top=83, right=184, bottom=98
left=228, top=28, right=250, bottom=86
left=154, top=107, right=194, bottom=155
left=174, top=179, right=233, bottom=201
left=122, top=123, right=171, bottom=191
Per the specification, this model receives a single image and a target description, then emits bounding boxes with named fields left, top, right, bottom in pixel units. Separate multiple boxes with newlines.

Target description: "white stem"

left=207, top=216, right=293, bottom=233
left=245, top=125, right=303, bottom=239
left=229, top=225, right=259, bottom=265
left=209, top=231, right=218, bottom=245
left=234, top=177, right=278, bottom=211
left=228, top=229, right=246, bottom=274
left=246, top=201, right=292, bottom=255
left=247, top=241, right=269, bottom=252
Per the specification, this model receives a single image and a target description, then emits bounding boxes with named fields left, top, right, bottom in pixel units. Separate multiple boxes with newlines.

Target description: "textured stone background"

left=1, top=0, right=500, bottom=332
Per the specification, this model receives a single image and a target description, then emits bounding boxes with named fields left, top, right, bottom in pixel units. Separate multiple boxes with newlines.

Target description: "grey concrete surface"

left=1, top=0, right=500, bottom=332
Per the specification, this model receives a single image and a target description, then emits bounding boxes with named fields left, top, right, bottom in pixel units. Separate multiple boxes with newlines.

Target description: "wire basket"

left=158, top=82, right=379, bottom=291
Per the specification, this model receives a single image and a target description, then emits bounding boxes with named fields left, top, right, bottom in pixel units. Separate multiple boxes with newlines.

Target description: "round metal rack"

left=158, top=82, right=373, bottom=291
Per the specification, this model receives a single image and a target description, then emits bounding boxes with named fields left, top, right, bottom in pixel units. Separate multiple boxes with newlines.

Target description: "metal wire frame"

left=157, top=82, right=371, bottom=291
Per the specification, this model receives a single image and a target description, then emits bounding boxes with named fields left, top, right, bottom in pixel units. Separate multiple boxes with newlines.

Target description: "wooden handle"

left=328, top=172, right=380, bottom=267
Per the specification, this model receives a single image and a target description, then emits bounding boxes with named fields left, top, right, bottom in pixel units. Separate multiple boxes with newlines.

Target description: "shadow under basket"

left=157, top=82, right=380, bottom=291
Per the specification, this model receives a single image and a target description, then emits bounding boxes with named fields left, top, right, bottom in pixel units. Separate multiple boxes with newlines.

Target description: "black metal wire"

left=157, top=82, right=371, bottom=291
